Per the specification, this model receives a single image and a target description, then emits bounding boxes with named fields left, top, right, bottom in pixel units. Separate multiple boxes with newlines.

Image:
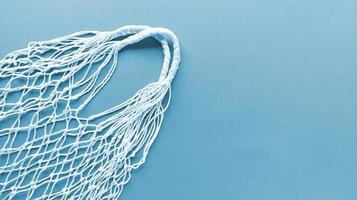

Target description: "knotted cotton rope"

left=0, top=25, right=180, bottom=199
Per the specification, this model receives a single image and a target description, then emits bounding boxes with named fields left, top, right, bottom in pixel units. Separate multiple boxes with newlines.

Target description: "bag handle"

left=110, top=25, right=181, bottom=83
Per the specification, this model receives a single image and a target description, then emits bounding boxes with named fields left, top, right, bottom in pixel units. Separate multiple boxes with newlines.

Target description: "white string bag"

left=0, top=25, right=180, bottom=199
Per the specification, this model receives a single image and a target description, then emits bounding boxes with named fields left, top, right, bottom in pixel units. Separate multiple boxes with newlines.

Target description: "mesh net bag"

left=0, top=25, right=180, bottom=199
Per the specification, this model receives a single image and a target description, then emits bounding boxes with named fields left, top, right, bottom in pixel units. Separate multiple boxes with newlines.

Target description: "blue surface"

left=0, top=0, right=356, bottom=199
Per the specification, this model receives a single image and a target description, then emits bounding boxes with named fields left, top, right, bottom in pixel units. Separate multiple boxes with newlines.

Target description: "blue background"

left=0, top=0, right=356, bottom=199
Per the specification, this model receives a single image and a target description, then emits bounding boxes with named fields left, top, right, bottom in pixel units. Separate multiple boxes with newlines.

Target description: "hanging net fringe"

left=0, top=25, right=180, bottom=199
